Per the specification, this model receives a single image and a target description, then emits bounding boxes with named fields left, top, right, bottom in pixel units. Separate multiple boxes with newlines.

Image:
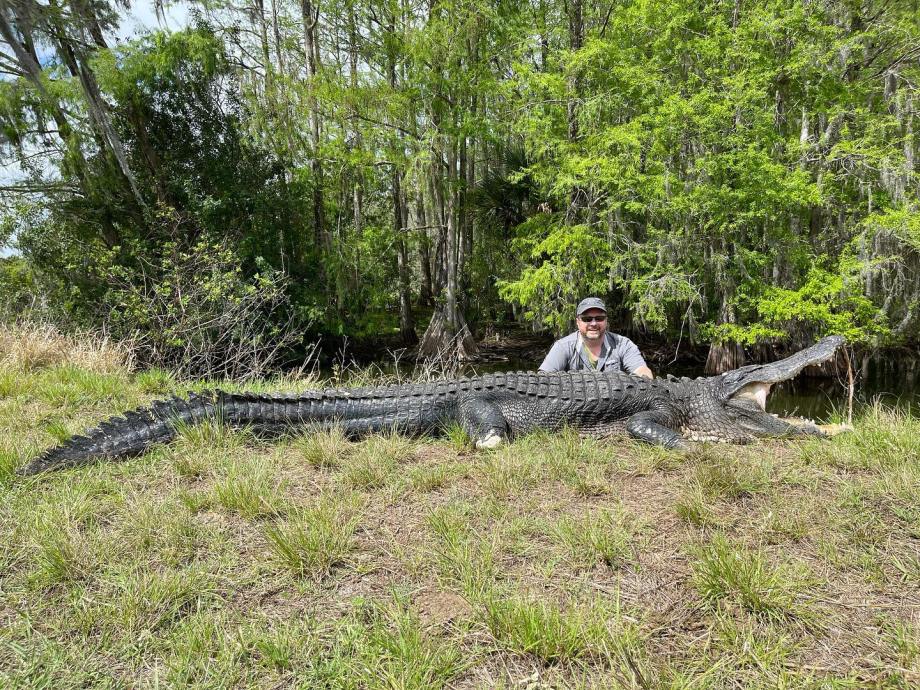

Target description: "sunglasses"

left=579, top=315, right=607, bottom=323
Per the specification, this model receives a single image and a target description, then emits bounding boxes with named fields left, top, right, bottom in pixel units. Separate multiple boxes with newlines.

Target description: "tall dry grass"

left=0, top=322, right=135, bottom=374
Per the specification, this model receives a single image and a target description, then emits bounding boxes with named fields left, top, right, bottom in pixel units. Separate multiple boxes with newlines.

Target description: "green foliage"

left=1, top=0, right=919, bottom=350
left=500, top=0, right=919, bottom=344
left=99, top=237, right=296, bottom=379
left=708, top=254, right=889, bottom=346
left=864, top=208, right=920, bottom=252
left=498, top=216, right=612, bottom=333
left=0, top=257, right=39, bottom=321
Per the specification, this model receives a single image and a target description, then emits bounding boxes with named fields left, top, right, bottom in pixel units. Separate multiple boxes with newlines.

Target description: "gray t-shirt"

left=538, top=332, right=648, bottom=373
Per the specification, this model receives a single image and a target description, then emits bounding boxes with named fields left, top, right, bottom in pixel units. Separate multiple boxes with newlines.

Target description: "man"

left=538, top=297, right=654, bottom=378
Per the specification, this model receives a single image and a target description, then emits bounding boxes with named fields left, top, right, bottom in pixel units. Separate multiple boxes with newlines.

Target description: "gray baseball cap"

left=576, top=297, right=607, bottom=316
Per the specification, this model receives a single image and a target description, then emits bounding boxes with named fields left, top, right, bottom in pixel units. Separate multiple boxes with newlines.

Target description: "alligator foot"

left=625, top=410, right=687, bottom=449
left=475, top=431, right=504, bottom=449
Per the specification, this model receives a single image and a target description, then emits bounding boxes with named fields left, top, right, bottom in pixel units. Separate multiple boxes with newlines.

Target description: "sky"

left=120, top=1, right=191, bottom=41
left=0, top=3, right=190, bottom=257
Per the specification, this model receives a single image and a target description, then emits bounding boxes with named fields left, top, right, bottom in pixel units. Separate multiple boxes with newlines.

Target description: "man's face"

left=577, top=308, right=607, bottom=341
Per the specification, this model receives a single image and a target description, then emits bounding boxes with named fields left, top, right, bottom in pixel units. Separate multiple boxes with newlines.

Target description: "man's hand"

left=633, top=365, right=654, bottom=379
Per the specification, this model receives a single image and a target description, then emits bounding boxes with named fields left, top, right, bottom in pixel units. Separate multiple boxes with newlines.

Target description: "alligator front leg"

left=625, top=410, right=689, bottom=450
left=457, top=396, right=509, bottom=449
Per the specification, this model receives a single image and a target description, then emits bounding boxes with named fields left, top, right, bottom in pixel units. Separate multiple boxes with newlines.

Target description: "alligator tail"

left=18, top=391, right=220, bottom=476
left=19, top=389, right=423, bottom=475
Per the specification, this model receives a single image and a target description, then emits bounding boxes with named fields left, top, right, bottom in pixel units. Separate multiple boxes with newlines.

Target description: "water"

left=765, top=360, right=918, bottom=421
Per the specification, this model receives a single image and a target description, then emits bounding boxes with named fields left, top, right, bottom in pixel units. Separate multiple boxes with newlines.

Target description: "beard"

left=583, top=329, right=604, bottom=340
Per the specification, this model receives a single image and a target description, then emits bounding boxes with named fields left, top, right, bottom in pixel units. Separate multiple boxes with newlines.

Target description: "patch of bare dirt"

left=413, top=588, right=474, bottom=628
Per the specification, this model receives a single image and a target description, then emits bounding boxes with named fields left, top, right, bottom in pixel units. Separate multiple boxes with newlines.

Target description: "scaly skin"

left=18, top=336, right=845, bottom=475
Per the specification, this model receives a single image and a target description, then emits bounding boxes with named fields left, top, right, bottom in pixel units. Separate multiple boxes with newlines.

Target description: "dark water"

left=764, top=360, right=918, bottom=421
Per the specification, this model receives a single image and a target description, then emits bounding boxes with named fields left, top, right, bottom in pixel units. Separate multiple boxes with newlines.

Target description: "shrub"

left=101, top=238, right=301, bottom=381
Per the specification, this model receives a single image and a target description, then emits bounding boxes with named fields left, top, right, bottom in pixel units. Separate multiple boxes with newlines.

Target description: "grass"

left=293, top=425, right=352, bottom=468
left=340, top=432, right=416, bottom=490
left=2, top=332, right=920, bottom=687
left=354, top=599, right=466, bottom=689
left=427, top=502, right=498, bottom=599
left=211, top=455, right=288, bottom=518
left=0, top=322, right=134, bottom=373
left=675, top=480, right=719, bottom=527
left=691, top=533, right=817, bottom=623
left=105, top=565, right=222, bottom=637
left=480, top=589, right=643, bottom=666
left=264, top=492, right=361, bottom=580
left=550, top=505, right=644, bottom=570
left=692, top=453, right=772, bottom=500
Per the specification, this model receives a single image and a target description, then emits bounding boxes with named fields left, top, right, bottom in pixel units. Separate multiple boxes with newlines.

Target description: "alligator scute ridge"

left=18, top=336, right=846, bottom=476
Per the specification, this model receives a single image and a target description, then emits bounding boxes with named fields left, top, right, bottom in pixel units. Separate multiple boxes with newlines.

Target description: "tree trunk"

left=392, top=170, right=416, bottom=344
left=0, top=10, right=85, bottom=173
left=53, top=30, right=148, bottom=214
left=301, top=0, right=328, bottom=279
left=416, top=193, right=434, bottom=305
left=705, top=297, right=745, bottom=374
left=81, top=0, right=191, bottom=206
left=384, top=7, right=415, bottom=344
left=566, top=0, right=583, bottom=217
left=458, top=131, right=469, bottom=289
left=0, top=6, right=139, bottom=239
left=539, top=0, right=549, bottom=70
left=348, top=1, right=363, bottom=239
left=566, top=0, right=583, bottom=144
left=418, top=134, right=477, bottom=358
left=444, top=140, right=459, bottom=335
left=429, top=147, right=447, bottom=296
left=705, top=341, right=746, bottom=374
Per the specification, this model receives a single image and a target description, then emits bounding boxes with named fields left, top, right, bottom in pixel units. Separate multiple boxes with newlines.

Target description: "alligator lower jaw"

left=733, top=383, right=824, bottom=428
left=682, top=419, right=852, bottom=443
left=781, top=417, right=854, bottom=436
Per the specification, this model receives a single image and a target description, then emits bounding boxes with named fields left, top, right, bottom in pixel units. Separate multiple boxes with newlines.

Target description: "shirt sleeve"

left=617, top=336, right=648, bottom=373
left=539, top=339, right=573, bottom=372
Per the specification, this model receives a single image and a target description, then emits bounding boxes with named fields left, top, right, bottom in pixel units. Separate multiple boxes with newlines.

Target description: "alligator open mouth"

left=731, top=382, right=771, bottom=411
left=721, top=336, right=851, bottom=437
left=720, top=336, right=845, bottom=401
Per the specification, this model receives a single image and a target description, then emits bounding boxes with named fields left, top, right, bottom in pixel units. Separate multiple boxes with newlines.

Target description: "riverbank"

left=1, top=357, right=918, bottom=687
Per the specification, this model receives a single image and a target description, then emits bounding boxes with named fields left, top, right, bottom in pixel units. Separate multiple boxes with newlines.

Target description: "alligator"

left=18, top=336, right=845, bottom=475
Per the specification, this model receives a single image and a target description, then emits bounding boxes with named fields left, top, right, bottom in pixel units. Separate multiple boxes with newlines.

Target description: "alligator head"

left=682, top=335, right=846, bottom=443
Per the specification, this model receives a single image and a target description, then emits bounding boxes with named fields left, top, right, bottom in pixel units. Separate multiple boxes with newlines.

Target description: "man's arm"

left=632, top=365, right=654, bottom=379
left=538, top=338, right=573, bottom=372
left=619, top=338, right=654, bottom=379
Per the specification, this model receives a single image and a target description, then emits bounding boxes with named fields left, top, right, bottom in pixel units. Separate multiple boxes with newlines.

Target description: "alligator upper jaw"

left=721, top=336, right=846, bottom=402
